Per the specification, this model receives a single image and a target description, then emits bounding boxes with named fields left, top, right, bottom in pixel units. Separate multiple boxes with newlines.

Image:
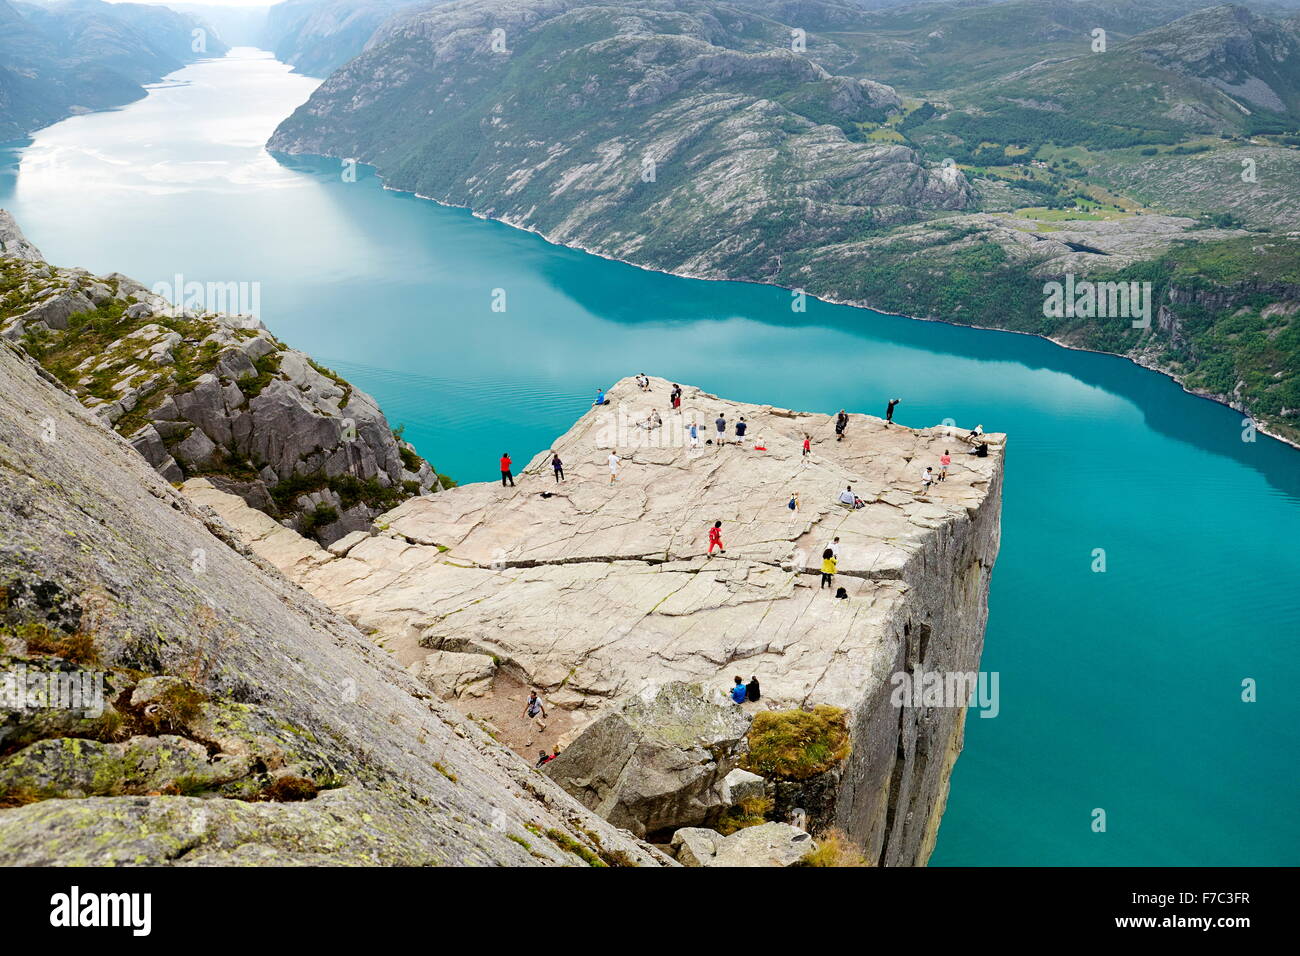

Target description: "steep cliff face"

left=194, top=376, right=1005, bottom=864
left=0, top=212, right=443, bottom=544
left=0, top=337, right=669, bottom=866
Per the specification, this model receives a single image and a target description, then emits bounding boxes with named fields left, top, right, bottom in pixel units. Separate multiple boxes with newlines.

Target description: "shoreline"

left=332, top=158, right=1300, bottom=453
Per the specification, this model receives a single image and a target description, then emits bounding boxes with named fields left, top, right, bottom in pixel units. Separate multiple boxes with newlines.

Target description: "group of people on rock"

left=500, top=378, right=993, bottom=567
left=729, top=675, right=761, bottom=704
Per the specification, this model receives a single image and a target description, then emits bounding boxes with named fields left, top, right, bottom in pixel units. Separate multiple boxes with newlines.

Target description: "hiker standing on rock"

left=523, top=690, right=547, bottom=732
left=715, top=412, right=727, bottom=446
left=735, top=417, right=748, bottom=446
left=608, top=451, right=620, bottom=483
left=939, top=450, right=950, bottom=481
left=551, top=451, right=564, bottom=482
left=821, top=548, right=837, bottom=590
left=708, top=520, right=726, bottom=555
left=885, top=398, right=900, bottom=426
left=835, top=410, right=848, bottom=442
left=688, top=419, right=700, bottom=450
left=671, top=384, right=682, bottom=409
left=802, top=434, right=811, bottom=457
left=500, top=452, right=514, bottom=487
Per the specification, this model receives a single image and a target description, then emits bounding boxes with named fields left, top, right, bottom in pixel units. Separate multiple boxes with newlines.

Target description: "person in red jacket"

left=500, top=452, right=514, bottom=487
left=708, top=520, right=726, bottom=555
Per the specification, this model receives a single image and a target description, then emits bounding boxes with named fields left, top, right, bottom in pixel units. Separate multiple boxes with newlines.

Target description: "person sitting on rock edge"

left=730, top=676, right=748, bottom=704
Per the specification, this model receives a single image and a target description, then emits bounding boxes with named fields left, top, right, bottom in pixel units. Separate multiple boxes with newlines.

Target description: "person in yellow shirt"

left=821, top=548, right=837, bottom=590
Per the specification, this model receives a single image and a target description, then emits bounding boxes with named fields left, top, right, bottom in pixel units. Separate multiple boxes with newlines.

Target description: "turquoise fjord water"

left=3, top=50, right=1297, bottom=866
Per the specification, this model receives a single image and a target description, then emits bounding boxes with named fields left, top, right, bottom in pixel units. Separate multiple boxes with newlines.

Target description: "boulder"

left=128, top=425, right=184, bottom=483
left=13, top=290, right=94, bottom=333
left=173, top=427, right=219, bottom=469
left=722, top=768, right=766, bottom=805
left=542, top=681, right=751, bottom=838
left=409, top=651, right=497, bottom=699
left=671, top=822, right=814, bottom=867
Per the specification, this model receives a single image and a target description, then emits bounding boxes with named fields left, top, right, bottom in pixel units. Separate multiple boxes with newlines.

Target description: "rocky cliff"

left=193, top=375, right=1005, bottom=865
left=0, top=333, right=669, bottom=866
left=0, top=211, right=442, bottom=544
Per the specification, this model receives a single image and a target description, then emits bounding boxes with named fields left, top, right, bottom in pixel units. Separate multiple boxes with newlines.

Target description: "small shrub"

left=800, top=829, right=872, bottom=867
left=299, top=504, right=338, bottom=537
left=398, top=445, right=421, bottom=472
left=138, top=682, right=206, bottom=733
left=545, top=829, right=607, bottom=867
left=715, top=794, right=773, bottom=836
left=18, top=621, right=99, bottom=666
left=0, top=783, right=57, bottom=809
left=161, top=774, right=213, bottom=797
left=742, top=706, right=851, bottom=780
left=255, top=775, right=319, bottom=802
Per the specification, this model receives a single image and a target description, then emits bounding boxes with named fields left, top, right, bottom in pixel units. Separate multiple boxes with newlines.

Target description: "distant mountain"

left=269, top=0, right=974, bottom=279
left=766, top=0, right=1234, bottom=90
left=959, top=4, right=1300, bottom=135
left=260, top=0, right=427, bottom=76
left=0, top=0, right=228, bottom=139
left=173, top=3, right=271, bottom=48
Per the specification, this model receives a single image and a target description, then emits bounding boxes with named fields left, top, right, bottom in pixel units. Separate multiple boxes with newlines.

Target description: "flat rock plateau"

left=193, top=376, right=1005, bottom=865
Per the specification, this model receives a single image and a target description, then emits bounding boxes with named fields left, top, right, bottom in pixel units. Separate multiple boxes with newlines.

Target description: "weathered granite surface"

left=193, top=375, right=1005, bottom=865
left=0, top=339, right=670, bottom=866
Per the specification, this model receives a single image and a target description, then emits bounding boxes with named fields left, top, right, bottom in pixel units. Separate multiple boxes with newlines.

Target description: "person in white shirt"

left=608, top=452, right=620, bottom=483
left=921, top=466, right=934, bottom=493
left=826, top=536, right=841, bottom=559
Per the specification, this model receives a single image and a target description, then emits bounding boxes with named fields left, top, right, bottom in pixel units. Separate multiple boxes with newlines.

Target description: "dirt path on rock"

left=449, top=672, right=581, bottom=766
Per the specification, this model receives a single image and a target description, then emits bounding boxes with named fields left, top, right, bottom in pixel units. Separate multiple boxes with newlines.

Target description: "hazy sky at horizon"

left=104, top=0, right=274, bottom=8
